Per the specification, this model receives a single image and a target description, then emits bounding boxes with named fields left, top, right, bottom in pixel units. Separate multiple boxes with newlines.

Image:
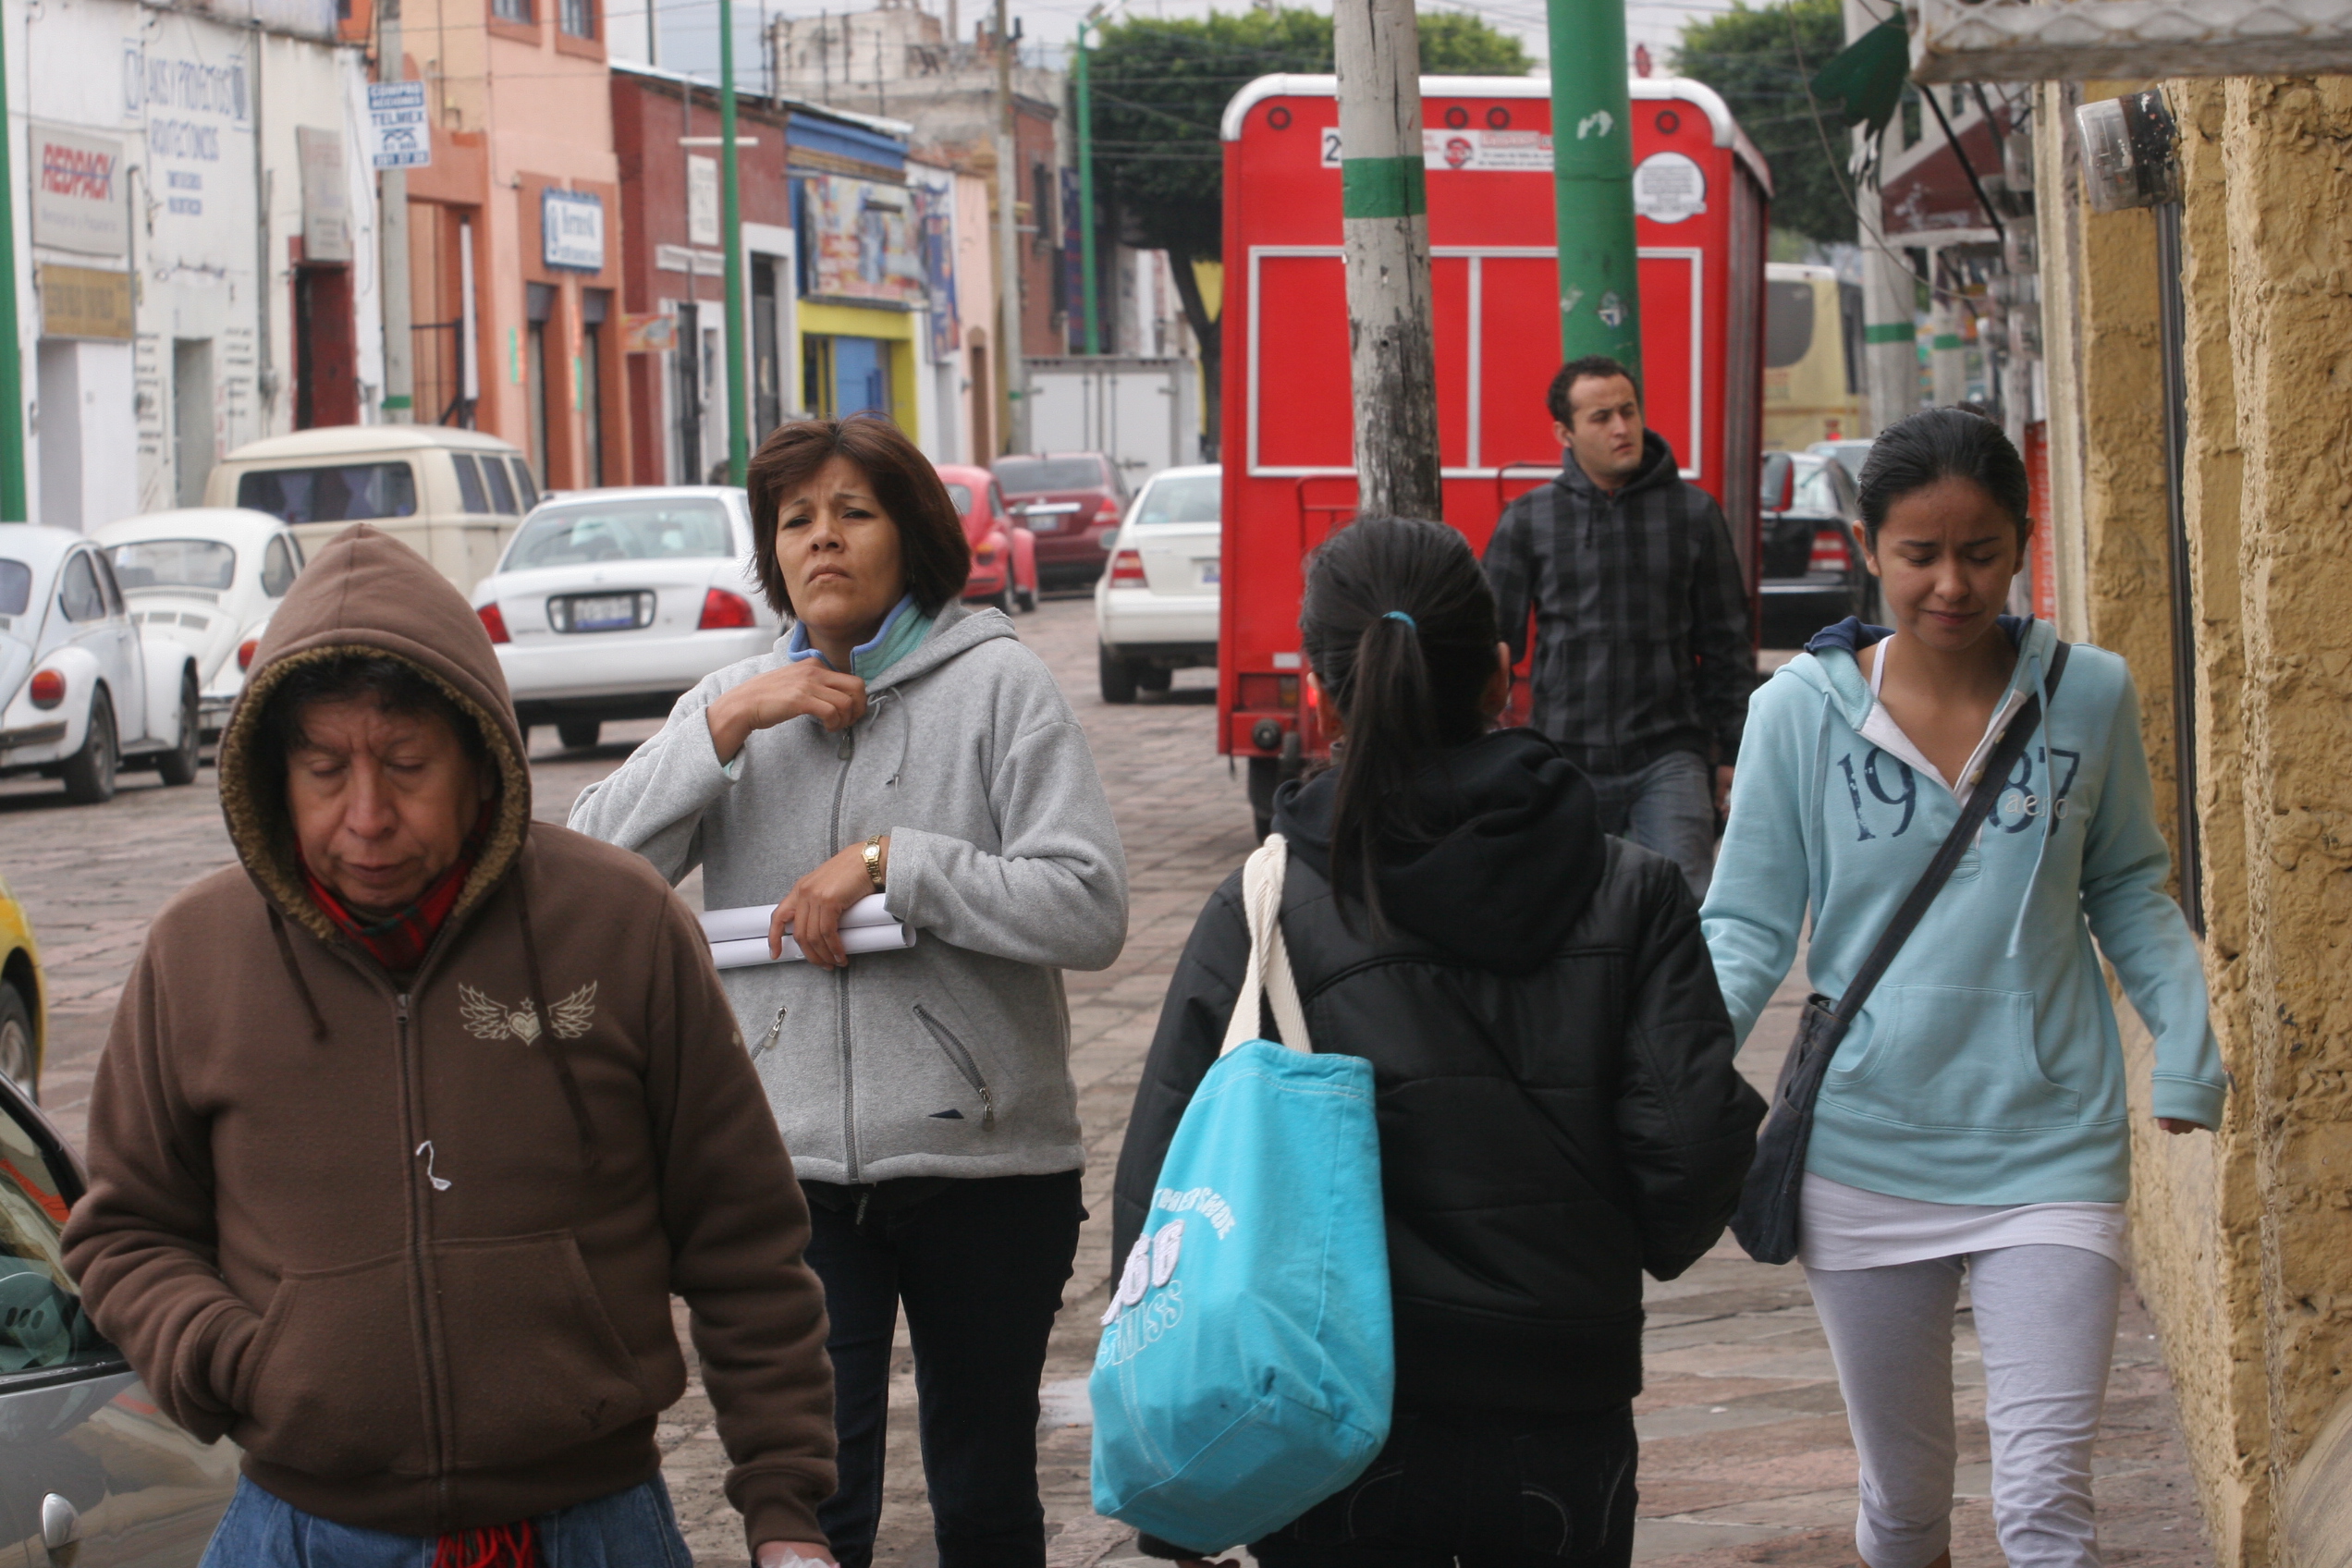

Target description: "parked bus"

left=1763, top=262, right=1866, bottom=449
left=1215, top=73, right=1772, bottom=834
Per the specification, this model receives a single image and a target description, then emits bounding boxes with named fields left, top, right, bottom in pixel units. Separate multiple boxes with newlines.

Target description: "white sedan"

left=92, top=508, right=305, bottom=734
left=472, top=488, right=780, bottom=750
left=0, top=525, right=201, bottom=802
left=1094, top=464, right=1221, bottom=704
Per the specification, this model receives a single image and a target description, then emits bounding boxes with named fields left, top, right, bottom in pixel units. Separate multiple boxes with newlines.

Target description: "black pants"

left=802, top=1170, right=1083, bottom=1568
left=1247, top=1405, right=1639, bottom=1568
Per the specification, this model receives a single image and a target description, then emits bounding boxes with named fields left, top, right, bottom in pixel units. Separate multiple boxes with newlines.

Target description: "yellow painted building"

left=2032, top=73, right=2352, bottom=1567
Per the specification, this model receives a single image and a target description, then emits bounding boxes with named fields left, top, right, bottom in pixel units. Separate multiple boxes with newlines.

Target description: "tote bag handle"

left=1218, top=834, right=1315, bottom=1058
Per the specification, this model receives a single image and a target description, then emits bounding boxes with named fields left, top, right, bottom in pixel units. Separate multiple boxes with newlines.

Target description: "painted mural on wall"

left=803, top=174, right=925, bottom=308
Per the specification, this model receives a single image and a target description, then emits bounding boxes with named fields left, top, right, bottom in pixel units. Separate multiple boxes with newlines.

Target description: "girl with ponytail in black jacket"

left=1111, top=518, right=1766, bottom=1568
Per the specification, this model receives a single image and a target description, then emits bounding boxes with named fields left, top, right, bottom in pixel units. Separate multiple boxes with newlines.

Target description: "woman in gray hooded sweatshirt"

left=570, top=414, right=1130, bottom=1568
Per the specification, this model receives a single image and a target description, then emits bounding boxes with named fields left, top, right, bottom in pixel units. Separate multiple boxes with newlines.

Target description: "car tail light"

left=1109, top=549, right=1146, bottom=586
left=1096, top=502, right=1123, bottom=525
left=237, top=638, right=259, bottom=672
left=974, top=548, right=998, bottom=566
left=699, top=588, right=756, bottom=630
left=477, top=602, right=510, bottom=643
left=28, top=669, right=64, bottom=709
left=1237, top=673, right=1301, bottom=711
left=1808, top=528, right=1854, bottom=573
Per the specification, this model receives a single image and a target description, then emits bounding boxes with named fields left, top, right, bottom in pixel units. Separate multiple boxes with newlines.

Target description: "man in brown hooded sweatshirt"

left=61, top=524, right=839, bottom=1567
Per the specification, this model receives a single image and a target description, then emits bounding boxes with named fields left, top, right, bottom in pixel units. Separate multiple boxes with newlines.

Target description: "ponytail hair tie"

left=1382, top=610, right=1417, bottom=630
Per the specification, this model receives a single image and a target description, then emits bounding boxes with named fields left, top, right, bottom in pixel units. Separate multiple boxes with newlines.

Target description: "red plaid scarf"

left=300, top=805, right=491, bottom=974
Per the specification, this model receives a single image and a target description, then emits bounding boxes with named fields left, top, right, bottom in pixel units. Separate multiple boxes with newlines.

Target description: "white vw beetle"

left=0, top=525, right=202, bottom=803
left=92, top=508, right=305, bottom=735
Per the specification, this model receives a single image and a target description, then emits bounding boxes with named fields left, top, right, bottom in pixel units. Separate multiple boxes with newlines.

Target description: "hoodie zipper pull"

left=753, top=1004, right=787, bottom=1057
left=837, top=728, right=856, bottom=761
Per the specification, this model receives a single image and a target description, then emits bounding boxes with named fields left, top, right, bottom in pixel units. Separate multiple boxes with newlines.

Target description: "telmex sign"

left=31, top=123, right=129, bottom=260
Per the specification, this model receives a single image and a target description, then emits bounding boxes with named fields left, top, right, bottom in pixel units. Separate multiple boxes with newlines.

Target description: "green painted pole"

left=0, top=7, right=25, bottom=522
left=1547, top=0, right=1641, bottom=376
left=720, top=0, right=750, bottom=482
left=1075, top=16, right=1099, bottom=354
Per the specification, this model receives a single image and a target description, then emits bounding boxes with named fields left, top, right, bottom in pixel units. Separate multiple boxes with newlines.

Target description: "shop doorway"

left=803, top=334, right=889, bottom=420
left=525, top=283, right=555, bottom=485
left=752, top=256, right=782, bottom=441
left=674, top=301, right=703, bottom=484
left=582, top=288, right=610, bottom=485
left=173, top=338, right=214, bottom=507
left=294, top=264, right=359, bottom=429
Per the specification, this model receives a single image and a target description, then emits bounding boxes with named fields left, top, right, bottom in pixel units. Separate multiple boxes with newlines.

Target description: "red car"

left=992, top=453, right=1130, bottom=587
left=937, top=463, right=1038, bottom=614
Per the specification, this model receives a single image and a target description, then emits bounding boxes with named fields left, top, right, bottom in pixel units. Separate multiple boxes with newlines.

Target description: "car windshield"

left=508, top=499, right=736, bottom=569
left=0, top=561, right=31, bottom=617
left=1795, top=463, right=1845, bottom=517
left=108, top=539, right=237, bottom=593
left=1133, top=474, right=1219, bottom=528
left=944, top=483, right=974, bottom=513
left=237, top=463, right=418, bottom=524
left=996, top=458, right=1102, bottom=495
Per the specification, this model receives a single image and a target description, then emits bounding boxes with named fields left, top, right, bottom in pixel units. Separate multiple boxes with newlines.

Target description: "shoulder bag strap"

left=1828, top=640, right=2071, bottom=1027
left=1218, top=834, right=1315, bottom=1058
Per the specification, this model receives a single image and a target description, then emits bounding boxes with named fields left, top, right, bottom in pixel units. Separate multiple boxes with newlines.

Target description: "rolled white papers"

left=700, top=894, right=915, bottom=969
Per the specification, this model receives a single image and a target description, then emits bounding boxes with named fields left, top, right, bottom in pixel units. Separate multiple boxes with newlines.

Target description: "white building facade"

left=6, top=0, right=381, bottom=530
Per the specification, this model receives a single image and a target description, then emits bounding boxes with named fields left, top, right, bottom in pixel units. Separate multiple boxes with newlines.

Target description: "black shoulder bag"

left=1730, top=641, right=2070, bottom=1266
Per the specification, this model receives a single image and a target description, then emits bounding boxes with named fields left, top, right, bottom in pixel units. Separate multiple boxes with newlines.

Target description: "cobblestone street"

left=0, top=598, right=2211, bottom=1566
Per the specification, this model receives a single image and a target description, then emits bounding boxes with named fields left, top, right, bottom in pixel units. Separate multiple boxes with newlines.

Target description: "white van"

left=204, top=426, right=541, bottom=593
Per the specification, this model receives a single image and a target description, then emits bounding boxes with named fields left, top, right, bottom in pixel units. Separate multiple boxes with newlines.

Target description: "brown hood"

left=215, top=524, right=533, bottom=943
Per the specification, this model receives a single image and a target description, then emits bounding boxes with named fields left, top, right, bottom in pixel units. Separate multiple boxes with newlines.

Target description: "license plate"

left=1029, top=514, right=1059, bottom=533
left=558, top=593, right=647, bottom=633
left=1198, top=561, right=1220, bottom=585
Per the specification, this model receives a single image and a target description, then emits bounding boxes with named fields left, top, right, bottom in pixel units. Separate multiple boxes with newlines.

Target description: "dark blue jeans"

left=1249, top=1405, right=1639, bottom=1568
left=198, top=1476, right=691, bottom=1567
left=1586, top=750, right=1716, bottom=900
left=802, top=1170, right=1083, bottom=1568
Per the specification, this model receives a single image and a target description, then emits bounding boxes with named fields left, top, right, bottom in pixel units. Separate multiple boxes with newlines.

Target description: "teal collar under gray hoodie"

left=1700, top=615, right=2226, bottom=1206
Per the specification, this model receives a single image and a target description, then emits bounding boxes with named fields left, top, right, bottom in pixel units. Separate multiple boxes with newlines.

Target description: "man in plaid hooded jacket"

left=1481, top=355, right=1755, bottom=898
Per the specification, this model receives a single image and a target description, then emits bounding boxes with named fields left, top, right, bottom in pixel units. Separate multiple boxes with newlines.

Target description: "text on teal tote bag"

left=1088, top=835, right=1394, bottom=1554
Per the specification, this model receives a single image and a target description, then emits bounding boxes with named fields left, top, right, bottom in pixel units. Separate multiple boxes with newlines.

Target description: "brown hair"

left=743, top=414, right=973, bottom=618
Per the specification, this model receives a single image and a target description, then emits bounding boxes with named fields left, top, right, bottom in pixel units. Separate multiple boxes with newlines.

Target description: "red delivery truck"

left=1217, top=74, right=1772, bottom=836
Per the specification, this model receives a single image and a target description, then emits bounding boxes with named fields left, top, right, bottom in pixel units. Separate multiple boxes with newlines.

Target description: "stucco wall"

left=2217, top=77, right=2352, bottom=1536
left=2036, top=79, right=2273, bottom=1565
left=2050, top=72, right=2352, bottom=1565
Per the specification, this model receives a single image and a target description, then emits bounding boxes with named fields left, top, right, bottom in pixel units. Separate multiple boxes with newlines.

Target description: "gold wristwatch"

left=862, top=833, right=886, bottom=891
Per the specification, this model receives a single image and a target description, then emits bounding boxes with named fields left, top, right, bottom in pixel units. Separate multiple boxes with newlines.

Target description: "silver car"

left=0, top=1075, right=236, bottom=1563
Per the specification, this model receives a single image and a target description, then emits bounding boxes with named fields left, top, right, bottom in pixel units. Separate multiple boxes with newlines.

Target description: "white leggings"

left=1805, top=1244, right=2123, bottom=1568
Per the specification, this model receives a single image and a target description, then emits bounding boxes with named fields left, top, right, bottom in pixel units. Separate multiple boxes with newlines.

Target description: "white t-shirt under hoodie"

left=1796, top=636, right=2127, bottom=1273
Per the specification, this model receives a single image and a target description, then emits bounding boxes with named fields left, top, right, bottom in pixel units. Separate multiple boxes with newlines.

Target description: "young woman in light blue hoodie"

left=1702, top=409, right=2226, bottom=1568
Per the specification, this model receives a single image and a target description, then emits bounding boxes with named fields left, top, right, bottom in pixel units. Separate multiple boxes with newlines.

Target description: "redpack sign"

left=32, top=123, right=128, bottom=259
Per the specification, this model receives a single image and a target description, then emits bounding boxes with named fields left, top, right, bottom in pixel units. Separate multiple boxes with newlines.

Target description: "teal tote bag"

left=1089, top=835, right=1393, bottom=1553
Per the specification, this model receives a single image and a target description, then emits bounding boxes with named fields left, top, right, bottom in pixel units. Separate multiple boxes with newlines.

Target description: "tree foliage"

left=1090, top=8, right=1531, bottom=264
left=1672, top=0, right=1851, bottom=245
left=1086, top=7, right=1529, bottom=453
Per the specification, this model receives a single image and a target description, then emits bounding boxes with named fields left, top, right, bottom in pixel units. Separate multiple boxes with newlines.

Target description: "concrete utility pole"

left=0, top=0, right=24, bottom=517
left=1548, top=0, right=1640, bottom=372
left=1844, top=0, right=1914, bottom=432
left=994, top=0, right=1028, bottom=452
left=1332, top=0, right=1441, bottom=520
left=380, top=1, right=415, bottom=423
